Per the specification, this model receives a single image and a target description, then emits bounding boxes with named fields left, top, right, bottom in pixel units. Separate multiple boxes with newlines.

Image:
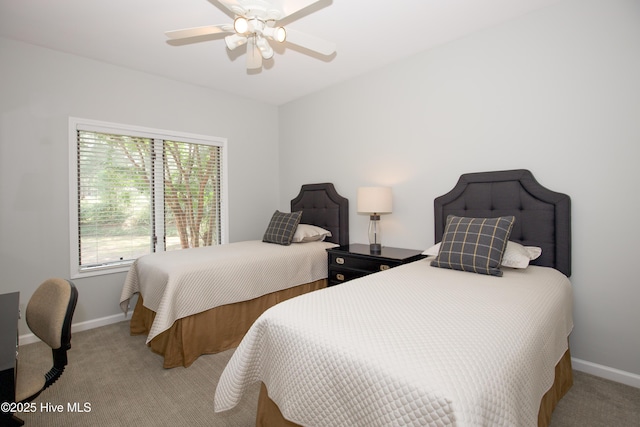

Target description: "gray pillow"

left=263, top=210, right=303, bottom=245
left=431, top=215, right=515, bottom=276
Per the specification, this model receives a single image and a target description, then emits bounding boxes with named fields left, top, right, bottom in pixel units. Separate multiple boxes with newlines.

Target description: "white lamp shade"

left=264, top=26, right=287, bottom=43
left=357, top=187, right=392, bottom=214
left=256, top=36, right=274, bottom=59
left=234, top=16, right=249, bottom=34
left=225, top=33, right=247, bottom=51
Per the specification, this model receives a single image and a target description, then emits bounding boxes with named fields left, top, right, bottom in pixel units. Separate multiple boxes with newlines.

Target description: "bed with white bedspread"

left=213, top=169, right=574, bottom=426
left=120, top=240, right=336, bottom=343
left=215, top=259, right=572, bottom=426
left=119, top=183, right=349, bottom=368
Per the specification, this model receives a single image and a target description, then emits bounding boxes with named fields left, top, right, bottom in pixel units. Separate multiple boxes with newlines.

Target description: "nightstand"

left=326, top=243, right=426, bottom=286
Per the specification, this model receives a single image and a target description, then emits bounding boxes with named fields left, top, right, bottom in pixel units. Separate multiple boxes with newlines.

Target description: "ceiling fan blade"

left=246, top=37, right=263, bottom=69
left=284, top=28, right=335, bottom=56
left=165, top=24, right=232, bottom=40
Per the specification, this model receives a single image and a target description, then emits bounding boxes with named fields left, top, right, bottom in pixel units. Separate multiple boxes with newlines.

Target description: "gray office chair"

left=15, top=278, right=78, bottom=403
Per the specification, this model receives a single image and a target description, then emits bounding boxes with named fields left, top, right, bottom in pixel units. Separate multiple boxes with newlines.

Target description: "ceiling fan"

left=165, top=0, right=336, bottom=70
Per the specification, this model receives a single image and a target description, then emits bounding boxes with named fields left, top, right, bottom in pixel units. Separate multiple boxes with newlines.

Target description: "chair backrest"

left=26, top=278, right=78, bottom=351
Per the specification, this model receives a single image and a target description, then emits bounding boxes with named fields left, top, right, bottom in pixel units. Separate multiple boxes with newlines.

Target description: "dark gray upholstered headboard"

left=434, top=170, right=571, bottom=277
left=291, top=183, right=349, bottom=246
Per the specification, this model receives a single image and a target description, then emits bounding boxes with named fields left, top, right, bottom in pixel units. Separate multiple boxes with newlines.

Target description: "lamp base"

left=368, top=214, right=382, bottom=254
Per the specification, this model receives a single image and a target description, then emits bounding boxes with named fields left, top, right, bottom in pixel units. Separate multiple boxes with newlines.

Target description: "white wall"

left=278, top=0, right=640, bottom=384
left=0, top=38, right=280, bottom=335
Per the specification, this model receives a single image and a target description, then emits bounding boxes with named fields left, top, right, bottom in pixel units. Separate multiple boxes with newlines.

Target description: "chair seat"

left=15, top=359, right=46, bottom=403
left=15, top=278, right=78, bottom=406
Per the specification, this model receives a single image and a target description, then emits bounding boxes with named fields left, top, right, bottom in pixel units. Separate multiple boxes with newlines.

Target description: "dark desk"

left=1, top=292, right=20, bottom=420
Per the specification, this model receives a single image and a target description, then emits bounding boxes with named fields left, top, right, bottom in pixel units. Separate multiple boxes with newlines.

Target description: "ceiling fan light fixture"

left=225, top=33, right=247, bottom=51
left=233, top=16, right=249, bottom=34
left=256, top=36, right=274, bottom=59
left=275, top=26, right=286, bottom=43
left=264, top=26, right=286, bottom=43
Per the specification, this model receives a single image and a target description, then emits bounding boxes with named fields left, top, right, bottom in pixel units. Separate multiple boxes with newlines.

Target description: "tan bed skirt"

left=256, top=348, right=573, bottom=427
left=130, top=279, right=327, bottom=368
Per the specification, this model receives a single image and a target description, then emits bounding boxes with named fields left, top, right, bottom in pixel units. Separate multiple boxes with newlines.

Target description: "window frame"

left=68, top=117, right=228, bottom=279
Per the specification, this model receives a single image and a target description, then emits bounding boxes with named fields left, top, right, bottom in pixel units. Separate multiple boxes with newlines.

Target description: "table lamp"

left=357, top=186, right=392, bottom=253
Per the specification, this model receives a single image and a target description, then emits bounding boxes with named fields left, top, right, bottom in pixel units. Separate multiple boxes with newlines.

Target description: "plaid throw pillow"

left=263, top=210, right=303, bottom=245
left=431, top=215, right=515, bottom=276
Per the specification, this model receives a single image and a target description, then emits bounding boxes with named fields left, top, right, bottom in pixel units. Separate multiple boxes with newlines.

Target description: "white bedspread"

left=214, top=258, right=573, bottom=427
left=119, top=240, right=336, bottom=343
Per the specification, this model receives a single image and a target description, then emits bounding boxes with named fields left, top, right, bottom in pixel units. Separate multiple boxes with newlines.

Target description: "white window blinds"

left=76, top=131, right=153, bottom=269
left=70, top=118, right=227, bottom=278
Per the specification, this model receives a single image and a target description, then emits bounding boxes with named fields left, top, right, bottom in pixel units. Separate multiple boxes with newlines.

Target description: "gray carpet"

left=14, top=321, right=640, bottom=426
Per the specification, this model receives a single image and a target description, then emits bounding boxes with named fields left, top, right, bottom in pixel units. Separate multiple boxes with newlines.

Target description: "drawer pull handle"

left=336, top=273, right=345, bottom=281
left=336, top=257, right=345, bottom=265
left=380, top=265, right=390, bottom=271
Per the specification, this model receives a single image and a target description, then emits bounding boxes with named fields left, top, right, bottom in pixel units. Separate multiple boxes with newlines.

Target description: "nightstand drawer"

left=329, top=253, right=398, bottom=272
left=328, top=267, right=369, bottom=284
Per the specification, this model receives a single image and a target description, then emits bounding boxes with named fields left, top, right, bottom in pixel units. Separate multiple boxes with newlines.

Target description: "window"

left=69, top=118, right=228, bottom=278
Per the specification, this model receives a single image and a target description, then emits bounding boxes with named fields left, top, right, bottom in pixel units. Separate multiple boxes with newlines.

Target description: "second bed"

left=119, top=182, right=349, bottom=368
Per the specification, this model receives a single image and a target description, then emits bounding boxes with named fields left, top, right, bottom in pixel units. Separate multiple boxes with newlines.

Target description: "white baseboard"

left=572, top=357, right=640, bottom=389
left=18, top=312, right=130, bottom=346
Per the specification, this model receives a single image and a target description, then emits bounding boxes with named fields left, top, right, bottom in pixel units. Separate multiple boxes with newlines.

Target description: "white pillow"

left=291, top=224, right=332, bottom=243
left=501, top=241, right=542, bottom=268
left=422, top=241, right=542, bottom=269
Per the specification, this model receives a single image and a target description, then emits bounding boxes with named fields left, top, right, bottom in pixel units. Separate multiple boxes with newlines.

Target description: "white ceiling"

left=0, top=0, right=564, bottom=106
